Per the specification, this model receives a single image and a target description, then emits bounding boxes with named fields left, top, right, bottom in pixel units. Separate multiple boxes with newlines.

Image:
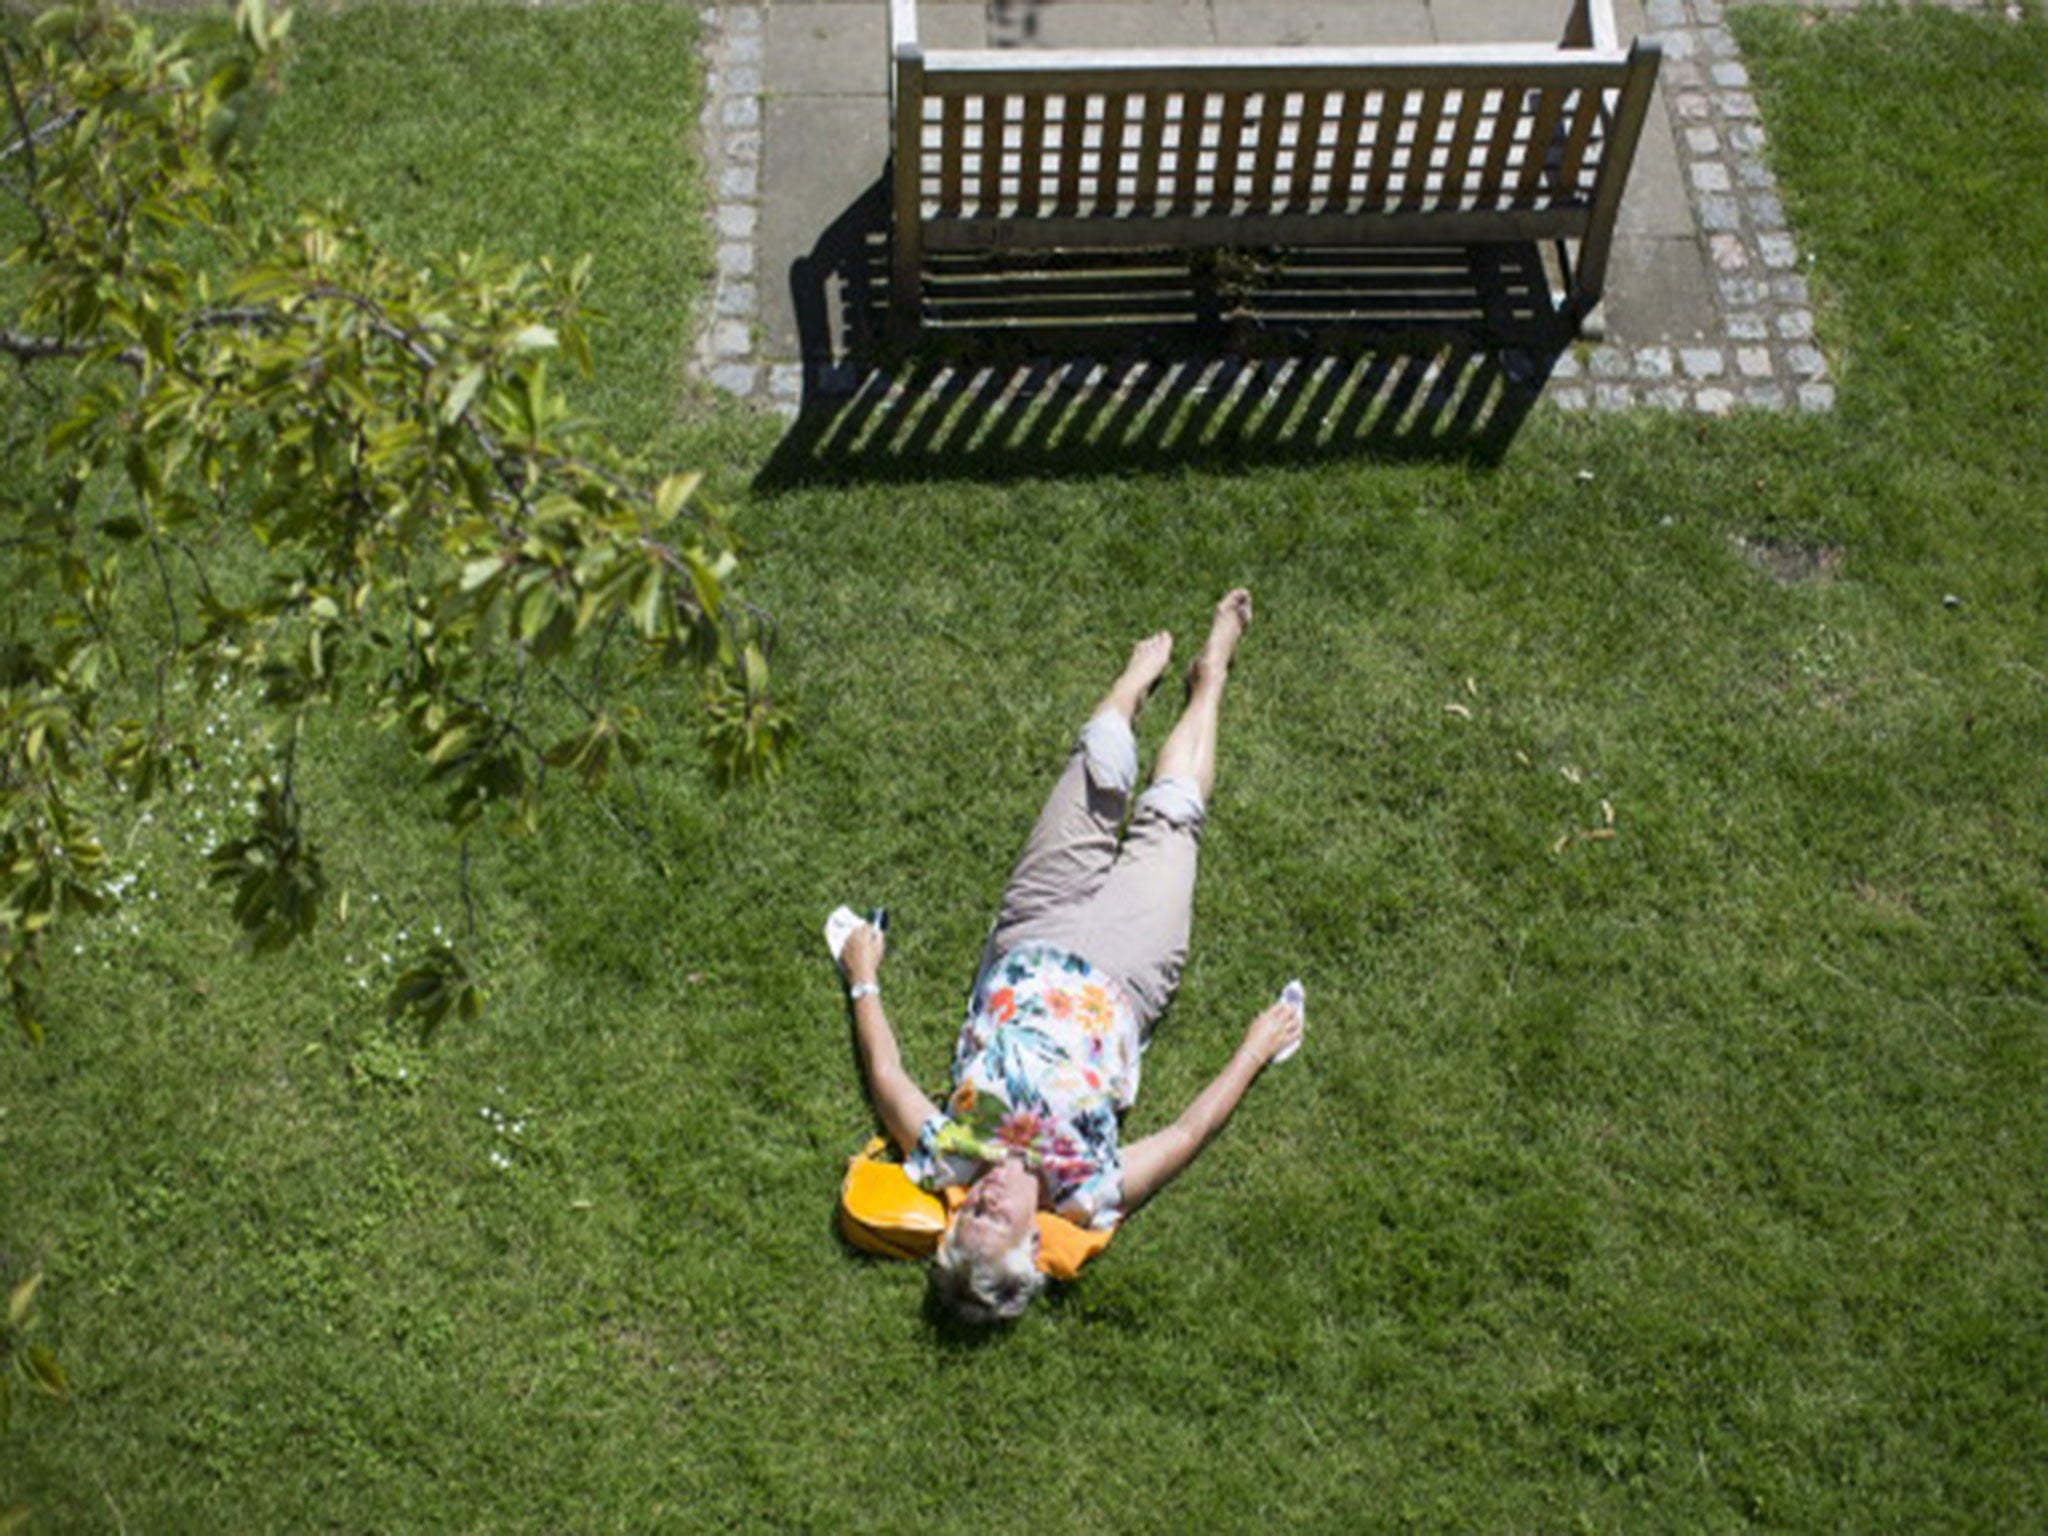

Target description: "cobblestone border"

left=1548, top=0, right=1833, bottom=414
left=692, top=2, right=2012, bottom=417
left=695, top=5, right=767, bottom=401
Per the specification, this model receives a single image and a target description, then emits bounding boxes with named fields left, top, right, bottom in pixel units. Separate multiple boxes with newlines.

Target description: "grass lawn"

left=4, top=2, right=2045, bottom=1528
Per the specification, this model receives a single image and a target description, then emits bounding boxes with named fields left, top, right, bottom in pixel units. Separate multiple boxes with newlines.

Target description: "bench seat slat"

left=921, top=207, right=1594, bottom=250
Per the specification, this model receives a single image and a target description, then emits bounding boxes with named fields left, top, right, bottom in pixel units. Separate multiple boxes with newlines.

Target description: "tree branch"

left=0, top=48, right=52, bottom=243
left=2, top=307, right=285, bottom=371
left=0, top=327, right=91, bottom=364
left=1, top=107, right=77, bottom=167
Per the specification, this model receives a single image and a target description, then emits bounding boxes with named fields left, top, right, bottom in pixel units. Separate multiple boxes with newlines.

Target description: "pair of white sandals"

left=824, top=905, right=1304, bottom=1064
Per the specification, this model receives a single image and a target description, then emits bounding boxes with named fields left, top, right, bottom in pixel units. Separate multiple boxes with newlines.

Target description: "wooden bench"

left=887, top=0, right=1661, bottom=343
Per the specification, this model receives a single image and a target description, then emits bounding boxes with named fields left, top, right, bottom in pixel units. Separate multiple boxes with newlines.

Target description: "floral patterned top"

left=904, top=943, right=1144, bottom=1230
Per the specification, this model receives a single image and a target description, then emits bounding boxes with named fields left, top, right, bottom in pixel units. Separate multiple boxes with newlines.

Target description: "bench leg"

left=888, top=243, right=923, bottom=350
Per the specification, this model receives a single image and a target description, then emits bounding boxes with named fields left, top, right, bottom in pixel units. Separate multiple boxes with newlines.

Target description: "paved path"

left=694, top=0, right=1855, bottom=421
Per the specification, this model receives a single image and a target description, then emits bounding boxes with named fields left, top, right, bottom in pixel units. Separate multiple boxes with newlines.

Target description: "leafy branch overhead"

left=0, top=0, right=792, bottom=1039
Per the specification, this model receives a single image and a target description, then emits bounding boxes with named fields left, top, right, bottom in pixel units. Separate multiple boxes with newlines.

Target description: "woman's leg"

left=987, top=632, right=1175, bottom=957
left=1152, top=589, right=1251, bottom=803
left=1078, top=591, right=1252, bottom=1027
left=1098, top=631, right=1175, bottom=726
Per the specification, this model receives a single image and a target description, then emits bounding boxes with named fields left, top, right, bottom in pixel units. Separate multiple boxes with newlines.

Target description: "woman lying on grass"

left=835, top=590, right=1304, bottom=1325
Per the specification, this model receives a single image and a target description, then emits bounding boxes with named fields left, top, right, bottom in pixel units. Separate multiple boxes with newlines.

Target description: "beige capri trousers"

left=983, top=711, right=1206, bottom=1031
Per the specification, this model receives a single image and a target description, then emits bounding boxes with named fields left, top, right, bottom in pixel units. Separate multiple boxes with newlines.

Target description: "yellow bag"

left=837, top=1138, right=1113, bottom=1280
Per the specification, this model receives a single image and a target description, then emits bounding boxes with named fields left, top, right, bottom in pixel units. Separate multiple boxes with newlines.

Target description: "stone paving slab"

left=1428, top=0, right=1575, bottom=42
left=758, top=93, right=888, bottom=356
left=1011, top=2, right=1218, bottom=47
left=1213, top=2, right=1436, bottom=47
left=695, top=0, right=1865, bottom=417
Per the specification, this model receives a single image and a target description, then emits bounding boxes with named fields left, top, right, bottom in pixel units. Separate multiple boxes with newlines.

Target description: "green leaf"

left=7, top=1272, right=41, bottom=1329
left=427, top=726, right=472, bottom=767
left=385, top=943, right=480, bottom=1038
left=441, top=362, right=487, bottom=426
left=25, top=1345, right=67, bottom=1397
left=630, top=566, right=664, bottom=637
left=653, top=472, right=701, bottom=526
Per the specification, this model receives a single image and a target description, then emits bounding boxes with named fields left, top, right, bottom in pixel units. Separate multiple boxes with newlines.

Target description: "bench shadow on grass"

left=755, top=177, right=1582, bottom=491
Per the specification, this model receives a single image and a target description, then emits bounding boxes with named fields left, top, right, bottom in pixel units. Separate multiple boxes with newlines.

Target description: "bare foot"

left=1102, top=630, right=1174, bottom=720
left=1188, top=589, right=1252, bottom=690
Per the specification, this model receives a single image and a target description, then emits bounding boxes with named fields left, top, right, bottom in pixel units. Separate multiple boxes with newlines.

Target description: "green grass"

left=5, top=3, right=2046, bottom=1529
left=253, top=0, right=721, bottom=451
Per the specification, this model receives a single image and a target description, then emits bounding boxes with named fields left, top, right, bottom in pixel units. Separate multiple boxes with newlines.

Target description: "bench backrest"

left=901, top=63, right=1642, bottom=225
left=886, top=0, right=1661, bottom=327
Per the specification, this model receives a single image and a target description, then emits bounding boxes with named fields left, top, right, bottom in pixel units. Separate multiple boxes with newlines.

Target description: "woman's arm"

left=840, top=924, right=942, bottom=1155
left=1117, top=1000, right=1302, bottom=1212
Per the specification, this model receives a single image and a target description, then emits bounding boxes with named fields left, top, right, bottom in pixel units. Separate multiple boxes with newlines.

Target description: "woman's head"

left=930, top=1221, right=1045, bottom=1324
left=929, top=1156, right=1046, bottom=1325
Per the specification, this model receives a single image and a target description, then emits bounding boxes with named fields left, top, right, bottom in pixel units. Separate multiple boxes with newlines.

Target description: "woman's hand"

left=839, top=922, right=886, bottom=987
left=1240, top=999, right=1304, bottom=1067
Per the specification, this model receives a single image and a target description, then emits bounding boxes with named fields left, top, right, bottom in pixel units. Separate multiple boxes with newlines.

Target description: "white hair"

left=930, top=1225, right=1045, bottom=1325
